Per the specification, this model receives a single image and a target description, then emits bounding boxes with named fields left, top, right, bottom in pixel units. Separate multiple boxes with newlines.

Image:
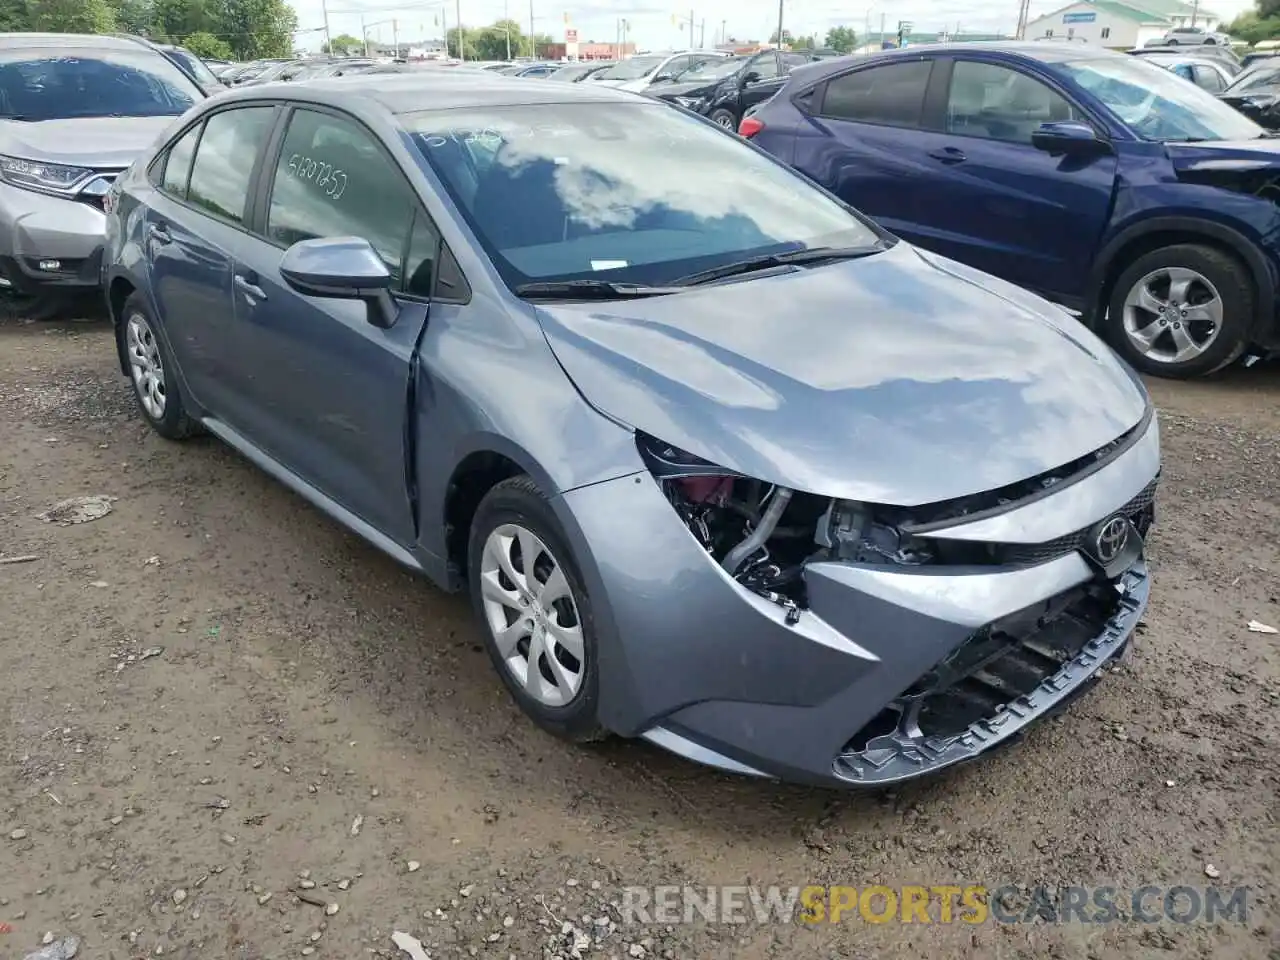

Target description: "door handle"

left=927, top=147, right=967, bottom=164
left=147, top=222, right=172, bottom=244
left=234, top=273, right=266, bottom=301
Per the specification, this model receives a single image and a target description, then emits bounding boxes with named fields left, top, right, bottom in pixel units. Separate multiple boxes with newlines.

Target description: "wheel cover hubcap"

left=126, top=312, right=166, bottom=418
left=1121, top=265, right=1223, bottom=365
left=479, top=523, right=585, bottom=708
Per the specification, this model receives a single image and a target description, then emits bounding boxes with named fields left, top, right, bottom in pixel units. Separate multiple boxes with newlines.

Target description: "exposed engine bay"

left=638, top=432, right=1156, bottom=623
left=658, top=474, right=931, bottom=623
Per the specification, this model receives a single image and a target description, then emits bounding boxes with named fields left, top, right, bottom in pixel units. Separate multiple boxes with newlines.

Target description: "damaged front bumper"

left=557, top=418, right=1160, bottom=788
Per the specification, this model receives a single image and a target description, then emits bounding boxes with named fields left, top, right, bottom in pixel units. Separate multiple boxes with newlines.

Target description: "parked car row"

left=741, top=43, right=1280, bottom=379
left=94, top=66, right=1161, bottom=789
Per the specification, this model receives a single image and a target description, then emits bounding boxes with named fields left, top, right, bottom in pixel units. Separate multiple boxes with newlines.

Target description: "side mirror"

left=280, top=237, right=399, bottom=328
left=1031, top=120, right=1111, bottom=156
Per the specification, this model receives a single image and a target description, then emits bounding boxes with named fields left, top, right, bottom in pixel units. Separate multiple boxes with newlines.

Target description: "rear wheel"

left=709, top=108, right=737, bottom=129
left=1104, top=243, right=1252, bottom=379
left=120, top=293, right=201, bottom=440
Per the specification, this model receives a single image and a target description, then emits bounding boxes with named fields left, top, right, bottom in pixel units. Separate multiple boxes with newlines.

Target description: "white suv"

left=1161, top=25, right=1232, bottom=46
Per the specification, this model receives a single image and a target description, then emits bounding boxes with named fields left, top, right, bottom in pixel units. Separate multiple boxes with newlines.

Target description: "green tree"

left=0, top=0, right=28, bottom=31
left=323, top=32, right=361, bottom=54
left=214, top=0, right=296, bottom=59
left=470, top=19, right=524, bottom=59
left=824, top=25, right=857, bottom=53
left=183, top=29, right=233, bottom=58
left=113, top=0, right=153, bottom=34
left=28, top=0, right=116, bottom=31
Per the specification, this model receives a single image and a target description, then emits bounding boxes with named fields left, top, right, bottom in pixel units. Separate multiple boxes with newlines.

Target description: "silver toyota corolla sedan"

left=102, top=73, right=1159, bottom=787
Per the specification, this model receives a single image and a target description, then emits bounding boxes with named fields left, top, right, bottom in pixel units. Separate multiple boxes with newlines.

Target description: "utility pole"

left=1015, top=0, right=1032, bottom=40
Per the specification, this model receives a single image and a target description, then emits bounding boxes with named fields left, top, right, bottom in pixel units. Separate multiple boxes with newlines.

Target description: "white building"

left=1025, top=0, right=1219, bottom=49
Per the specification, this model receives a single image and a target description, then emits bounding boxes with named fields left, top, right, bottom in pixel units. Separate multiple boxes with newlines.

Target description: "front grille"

left=997, top=477, right=1158, bottom=567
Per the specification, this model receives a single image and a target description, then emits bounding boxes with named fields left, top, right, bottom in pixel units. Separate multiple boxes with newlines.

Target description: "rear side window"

left=186, top=106, right=274, bottom=224
left=160, top=123, right=202, bottom=197
left=821, top=60, right=932, bottom=127
left=266, top=108, right=416, bottom=285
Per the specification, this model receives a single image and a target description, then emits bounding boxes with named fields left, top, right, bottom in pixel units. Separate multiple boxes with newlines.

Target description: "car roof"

left=217, top=71, right=650, bottom=114
left=0, top=32, right=154, bottom=51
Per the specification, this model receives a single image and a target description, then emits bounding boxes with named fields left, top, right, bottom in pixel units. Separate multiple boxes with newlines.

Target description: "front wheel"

left=1103, top=243, right=1253, bottom=379
left=468, top=476, right=606, bottom=743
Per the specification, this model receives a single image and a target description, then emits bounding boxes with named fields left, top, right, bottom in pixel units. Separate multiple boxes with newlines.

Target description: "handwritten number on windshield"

left=287, top=153, right=348, bottom=201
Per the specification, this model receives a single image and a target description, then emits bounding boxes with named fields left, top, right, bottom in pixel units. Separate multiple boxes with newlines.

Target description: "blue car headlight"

left=0, top=154, right=94, bottom=195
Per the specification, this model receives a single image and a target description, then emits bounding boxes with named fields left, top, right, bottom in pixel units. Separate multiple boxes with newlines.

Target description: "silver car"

left=103, top=74, right=1159, bottom=787
left=0, top=33, right=204, bottom=319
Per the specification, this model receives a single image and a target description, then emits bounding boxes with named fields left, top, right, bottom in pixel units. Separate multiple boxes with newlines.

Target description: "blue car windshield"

left=1060, top=56, right=1264, bottom=141
left=404, top=102, right=879, bottom=287
left=0, top=50, right=201, bottom=120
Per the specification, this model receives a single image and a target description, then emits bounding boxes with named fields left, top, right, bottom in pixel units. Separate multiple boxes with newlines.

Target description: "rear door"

left=229, top=105, right=437, bottom=545
left=144, top=104, right=276, bottom=423
left=794, top=57, right=937, bottom=236
left=901, top=57, right=1118, bottom=304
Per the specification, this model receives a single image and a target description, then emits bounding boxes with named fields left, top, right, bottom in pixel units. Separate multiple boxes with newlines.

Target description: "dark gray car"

left=102, top=74, right=1159, bottom=787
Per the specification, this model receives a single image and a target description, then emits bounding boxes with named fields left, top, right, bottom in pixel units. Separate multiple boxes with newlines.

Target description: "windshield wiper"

left=672, top=244, right=885, bottom=286
left=515, top=279, right=683, bottom=301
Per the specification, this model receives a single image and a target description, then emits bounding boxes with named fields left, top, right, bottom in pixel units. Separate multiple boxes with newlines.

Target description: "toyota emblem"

left=1095, top=516, right=1129, bottom=563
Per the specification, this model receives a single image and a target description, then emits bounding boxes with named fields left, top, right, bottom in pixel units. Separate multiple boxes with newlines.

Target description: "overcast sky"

left=296, top=0, right=1256, bottom=52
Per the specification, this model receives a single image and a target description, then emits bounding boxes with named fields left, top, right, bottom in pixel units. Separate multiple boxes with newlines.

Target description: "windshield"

left=596, top=55, right=665, bottom=80
left=1225, top=64, right=1280, bottom=93
left=166, top=46, right=221, bottom=88
left=405, top=102, right=879, bottom=289
left=0, top=49, right=201, bottom=120
left=1060, top=56, right=1263, bottom=141
left=678, top=57, right=745, bottom=82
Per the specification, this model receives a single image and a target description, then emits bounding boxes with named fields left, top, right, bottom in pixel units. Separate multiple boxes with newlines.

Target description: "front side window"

left=160, top=123, right=202, bottom=197
left=947, top=61, right=1079, bottom=143
left=0, top=48, right=201, bottom=121
left=821, top=59, right=933, bottom=127
left=1191, top=65, right=1226, bottom=92
left=748, top=54, right=779, bottom=80
left=405, top=101, right=879, bottom=289
left=1061, top=55, right=1264, bottom=141
left=266, top=109, right=415, bottom=284
left=186, top=107, right=274, bottom=224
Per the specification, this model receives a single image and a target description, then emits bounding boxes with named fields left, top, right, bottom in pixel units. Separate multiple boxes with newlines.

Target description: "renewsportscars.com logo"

left=619, top=885, right=1251, bottom=925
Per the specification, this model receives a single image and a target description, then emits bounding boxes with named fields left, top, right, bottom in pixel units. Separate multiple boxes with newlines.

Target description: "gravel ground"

left=0, top=318, right=1276, bottom=960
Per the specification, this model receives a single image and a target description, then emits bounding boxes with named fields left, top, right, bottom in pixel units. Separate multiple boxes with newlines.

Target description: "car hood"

left=534, top=243, right=1148, bottom=506
left=0, top=116, right=177, bottom=168
left=1164, top=135, right=1280, bottom=171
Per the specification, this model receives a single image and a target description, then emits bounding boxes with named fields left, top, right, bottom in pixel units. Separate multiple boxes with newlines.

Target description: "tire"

left=119, top=292, right=201, bottom=440
left=709, top=108, right=738, bottom=130
left=1103, top=243, right=1253, bottom=379
left=467, top=475, right=606, bottom=743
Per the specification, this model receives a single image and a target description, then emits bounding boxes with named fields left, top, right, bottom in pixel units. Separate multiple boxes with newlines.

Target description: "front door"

left=906, top=58, right=1118, bottom=304
left=229, top=106, right=438, bottom=546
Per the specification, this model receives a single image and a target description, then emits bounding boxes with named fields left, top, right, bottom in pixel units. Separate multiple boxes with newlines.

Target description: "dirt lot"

left=0, top=317, right=1276, bottom=960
